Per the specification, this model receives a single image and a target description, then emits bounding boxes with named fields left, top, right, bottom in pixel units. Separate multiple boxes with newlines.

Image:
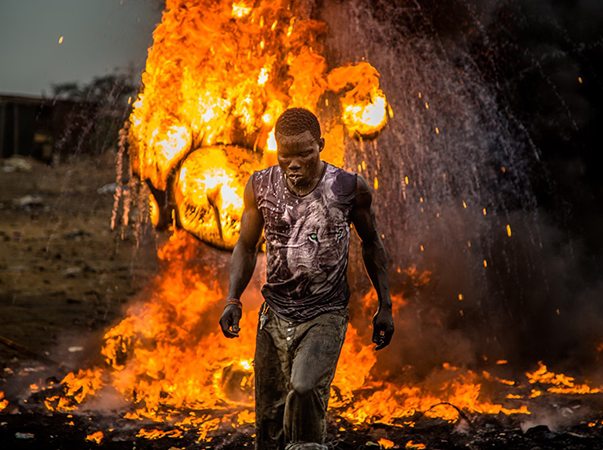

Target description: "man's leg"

left=283, top=310, right=348, bottom=449
left=255, top=311, right=289, bottom=450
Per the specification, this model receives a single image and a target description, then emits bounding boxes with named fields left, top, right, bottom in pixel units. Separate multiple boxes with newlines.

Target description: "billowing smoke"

left=317, top=0, right=603, bottom=377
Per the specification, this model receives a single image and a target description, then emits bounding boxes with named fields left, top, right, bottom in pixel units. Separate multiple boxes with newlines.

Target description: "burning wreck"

left=2, top=0, right=603, bottom=449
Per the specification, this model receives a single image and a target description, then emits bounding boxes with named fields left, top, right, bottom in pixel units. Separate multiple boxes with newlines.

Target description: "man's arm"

left=350, top=175, right=394, bottom=350
left=219, top=176, right=264, bottom=338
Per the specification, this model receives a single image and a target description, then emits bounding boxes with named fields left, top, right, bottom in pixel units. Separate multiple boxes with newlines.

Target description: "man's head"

left=275, top=108, right=325, bottom=188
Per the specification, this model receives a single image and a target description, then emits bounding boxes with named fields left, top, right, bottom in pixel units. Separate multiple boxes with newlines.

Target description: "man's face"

left=276, top=130, right=324, bottom=188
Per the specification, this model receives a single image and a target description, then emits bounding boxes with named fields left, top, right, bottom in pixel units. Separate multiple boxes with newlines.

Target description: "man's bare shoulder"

left=244, top=175, right=258, bottom=210
left=354, top=174, right=373, bottom=209
left=253, top=165, right=279, bottom=181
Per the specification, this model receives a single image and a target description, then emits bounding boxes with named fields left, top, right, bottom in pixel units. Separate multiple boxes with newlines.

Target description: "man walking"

left=219, top=108, right=394, bottom=450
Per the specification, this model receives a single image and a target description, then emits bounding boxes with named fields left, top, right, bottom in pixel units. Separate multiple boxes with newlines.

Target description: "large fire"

left=38, top=230, right=603, bottom=441
left=26, top=0, right=603, bottom=444
left=128, top=0, right=389, bottom=249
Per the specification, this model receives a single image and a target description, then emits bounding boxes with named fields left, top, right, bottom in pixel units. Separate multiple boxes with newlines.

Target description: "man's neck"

left=285, top=161, right=326, bottom=196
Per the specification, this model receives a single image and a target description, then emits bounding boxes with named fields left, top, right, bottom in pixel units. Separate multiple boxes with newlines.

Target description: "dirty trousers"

left=254, top=305, right=348, bottom=450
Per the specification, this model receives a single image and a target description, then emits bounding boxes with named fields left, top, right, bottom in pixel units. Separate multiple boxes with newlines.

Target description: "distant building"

left=0, top=94, right=98, bottom=163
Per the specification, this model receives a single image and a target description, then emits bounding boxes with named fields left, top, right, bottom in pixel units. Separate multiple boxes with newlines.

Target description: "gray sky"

left=0, top=0, right=162, bottom=97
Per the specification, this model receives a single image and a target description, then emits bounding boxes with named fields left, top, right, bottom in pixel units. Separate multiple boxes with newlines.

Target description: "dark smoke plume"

left=319, top=0, right=603, bottom=377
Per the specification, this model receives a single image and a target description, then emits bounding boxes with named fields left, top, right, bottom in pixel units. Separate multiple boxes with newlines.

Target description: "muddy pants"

left=254, top=305, right=348, bottom=450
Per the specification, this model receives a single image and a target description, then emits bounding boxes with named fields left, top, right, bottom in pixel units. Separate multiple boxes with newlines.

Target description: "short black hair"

left=275, top=108, right=321, bottom=142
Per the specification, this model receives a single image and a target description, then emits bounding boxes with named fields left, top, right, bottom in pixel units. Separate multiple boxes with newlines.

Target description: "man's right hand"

left=219, top=304, right=242, bottom=338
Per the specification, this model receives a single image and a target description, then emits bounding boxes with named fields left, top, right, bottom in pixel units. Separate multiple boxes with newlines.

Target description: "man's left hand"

left=372, top=308, right=394, bottom=350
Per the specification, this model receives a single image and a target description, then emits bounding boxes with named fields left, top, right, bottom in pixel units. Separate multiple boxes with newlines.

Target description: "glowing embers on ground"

left=0, top=391, right=8, bottom=412
left=527, top=362, right=601, bottom=395
left=332, top=364, right=531, bottom=426
left=174, top=145, right=261, bottom=249
left=44, top=369, right=103, bottom=412
left=85, top=431, right=104, bottom=444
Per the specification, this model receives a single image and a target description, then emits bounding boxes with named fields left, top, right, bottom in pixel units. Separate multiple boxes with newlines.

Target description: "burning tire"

left=171, top=144, right=262, bottom=250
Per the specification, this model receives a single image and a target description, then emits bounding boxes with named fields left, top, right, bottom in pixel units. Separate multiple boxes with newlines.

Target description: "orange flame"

left=406, top=441, right=427, bottom=449
left=378, top=437, right=395, bottom=448
left=85, top=431, right=104, bottom=444
left=136, top=428, right=183, bottom=440
left=129, top=0, right=390, bottom=248
left=526, top=362, right=601, bottom=395
left=173, top=145, right=255, bottom=248
left=149, top=193, right=160, bottom=228
left=327, top=62, right=389, bottom=137
left=0, top=391, right=8, bottom=412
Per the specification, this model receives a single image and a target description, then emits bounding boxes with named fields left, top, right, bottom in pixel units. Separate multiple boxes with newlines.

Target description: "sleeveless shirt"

left=252, top=163, right=357, bottom=322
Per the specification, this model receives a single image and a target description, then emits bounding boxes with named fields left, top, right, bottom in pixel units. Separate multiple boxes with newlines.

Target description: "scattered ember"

left=529, top=389, right=542, bottom=398
left=85, top=431, right=104, bottom=444
left=406, top=440, right=427, bottom=449
left=378, top=437, right=395, bottom=448
left=136, top=428, right=183, bottom=440
left=0, top=391, right=8, bottom=411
